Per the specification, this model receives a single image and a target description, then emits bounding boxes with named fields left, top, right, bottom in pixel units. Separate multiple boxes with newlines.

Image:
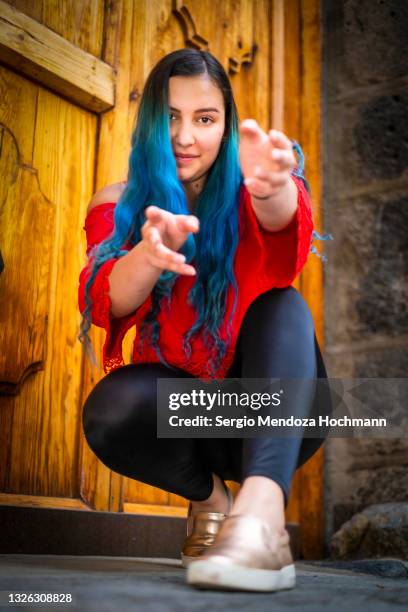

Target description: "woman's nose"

left=174, top=122, right=196, bottom=146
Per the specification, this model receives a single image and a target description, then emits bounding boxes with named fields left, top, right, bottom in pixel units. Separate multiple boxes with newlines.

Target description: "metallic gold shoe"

left=186, top=514, right=296, bottom=592
left=181, top=485, right=234, bottom=568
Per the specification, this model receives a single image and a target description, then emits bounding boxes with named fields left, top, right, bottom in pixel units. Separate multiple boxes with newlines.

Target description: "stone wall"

left=321, top=0, right=408, bottom=551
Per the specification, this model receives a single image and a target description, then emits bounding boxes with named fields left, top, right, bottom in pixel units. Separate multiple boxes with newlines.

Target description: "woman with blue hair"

left=78, top=47, right=332, bottom=593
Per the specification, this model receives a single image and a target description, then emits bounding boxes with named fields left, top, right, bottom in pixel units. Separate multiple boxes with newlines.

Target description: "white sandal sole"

left=187, top=558, right=296, bottom=592
left=181, top=552, right=198, bottom=568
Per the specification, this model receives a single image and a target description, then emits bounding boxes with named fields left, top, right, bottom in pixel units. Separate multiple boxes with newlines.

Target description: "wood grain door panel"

left=0, top=0, right=324, bottom=559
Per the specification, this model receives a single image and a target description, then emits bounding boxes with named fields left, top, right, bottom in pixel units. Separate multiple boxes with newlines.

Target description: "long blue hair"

left=78, top=48, right=332, bottom=376
left=79, top=48, right=243, bottom=377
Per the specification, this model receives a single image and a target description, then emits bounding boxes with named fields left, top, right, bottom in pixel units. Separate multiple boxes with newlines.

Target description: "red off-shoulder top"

left=78, top=175, right=314, bottom=379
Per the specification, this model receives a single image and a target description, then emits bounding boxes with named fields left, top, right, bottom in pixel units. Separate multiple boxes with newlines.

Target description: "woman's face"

left=168, top=75, right=226, bottom=186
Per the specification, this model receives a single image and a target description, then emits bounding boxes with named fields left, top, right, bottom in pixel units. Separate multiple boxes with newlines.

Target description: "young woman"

left=78, top=48, right=332, bottom=593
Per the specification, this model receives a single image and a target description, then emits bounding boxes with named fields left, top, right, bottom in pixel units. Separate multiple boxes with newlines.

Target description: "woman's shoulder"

left=86, top=181, right=127, bottom=215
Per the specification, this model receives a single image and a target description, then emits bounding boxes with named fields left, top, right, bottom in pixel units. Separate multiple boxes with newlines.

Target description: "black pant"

left=82, top=287, right=332, bottom=508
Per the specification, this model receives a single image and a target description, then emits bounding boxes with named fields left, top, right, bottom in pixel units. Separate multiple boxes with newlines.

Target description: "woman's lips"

left=175, top=154, right=199, bottom=164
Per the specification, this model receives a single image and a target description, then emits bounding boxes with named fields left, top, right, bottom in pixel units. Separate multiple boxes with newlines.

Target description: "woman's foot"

left=186, top=476, right=295, bottom=591
left=229, top=475, right=286, bottom=534
left=187, top=514, right=295, bottom=592
left=181, top=476, right=234, bottom=568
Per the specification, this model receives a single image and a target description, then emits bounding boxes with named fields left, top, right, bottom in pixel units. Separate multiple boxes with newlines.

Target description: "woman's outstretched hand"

left=239, top=119, right=297, bottom=200
left=141, top=206, right=199, bottom=276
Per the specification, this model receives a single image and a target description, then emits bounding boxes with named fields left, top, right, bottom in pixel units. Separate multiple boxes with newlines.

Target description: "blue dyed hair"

left=78, top=48, right=331, bottom=375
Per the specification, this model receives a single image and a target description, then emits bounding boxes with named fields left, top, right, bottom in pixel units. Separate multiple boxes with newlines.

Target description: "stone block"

left=328, top=463, right=408, bottom=530
left=350, top=466, right=408, bottom=507
left=330, top=502, right=408, bottom=560
left=353, top=346, right=408, bottom=377
left=325, top=91, right=408, bottom=192
left=324, top=0, right=408, bottom=99
left=324, top=190, right=408, bottom=346
left=353, top=94, right=408, bottom=182
left=324, top=437, right=408, bottom=537
left=344, top=439, right=408, bottom=470
left=324, top=345, right=408, bottom=378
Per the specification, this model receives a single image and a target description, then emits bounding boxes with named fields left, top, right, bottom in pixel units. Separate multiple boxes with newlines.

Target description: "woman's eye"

left=168, top=114, right=213, bottom=124
left=199, top=116, right=213, bottom=124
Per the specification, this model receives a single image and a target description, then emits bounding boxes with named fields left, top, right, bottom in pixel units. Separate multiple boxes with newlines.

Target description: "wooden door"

left=0, top=0, right=324, bottom=559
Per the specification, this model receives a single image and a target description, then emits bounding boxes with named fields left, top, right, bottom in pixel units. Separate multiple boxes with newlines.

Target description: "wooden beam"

left=299, top=0, right=325, bottom=560
left=0, top=492, right=91, bottom=511
left=124, top=503, right=188, bottom=517
left=0, top=0, right=115, bottom=113
left=271, top=0, right=285, bottom=130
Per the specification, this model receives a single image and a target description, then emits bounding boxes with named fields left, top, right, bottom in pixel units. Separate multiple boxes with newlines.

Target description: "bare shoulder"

left=86, top=181, right=127, bottom=214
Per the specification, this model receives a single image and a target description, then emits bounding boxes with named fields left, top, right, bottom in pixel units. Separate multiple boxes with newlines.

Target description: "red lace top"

left=78, top=176, right=314, bottom=379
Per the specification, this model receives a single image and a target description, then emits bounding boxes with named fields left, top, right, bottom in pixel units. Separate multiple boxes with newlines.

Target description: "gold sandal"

left=181, top=484, right=234, bottom=568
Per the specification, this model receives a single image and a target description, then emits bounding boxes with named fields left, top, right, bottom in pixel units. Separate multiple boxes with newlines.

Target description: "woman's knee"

left=237, top=287, right=317, bottom=378
left=82, top=363, right=164, bottom=456
left=242, top=286, right=315, bottom=336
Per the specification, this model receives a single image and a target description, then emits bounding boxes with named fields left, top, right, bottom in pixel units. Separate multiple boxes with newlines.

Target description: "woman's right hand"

left=141, top=205, right=199, bottom=276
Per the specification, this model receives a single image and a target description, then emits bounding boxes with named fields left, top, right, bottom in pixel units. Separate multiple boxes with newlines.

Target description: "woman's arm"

left=108, top=241, right=162, bottom=317
left=86, top=185, right=198, bottom=318
left=86, top=183, right=162, bottom=318
left=108, top=204, right=199, bottom=317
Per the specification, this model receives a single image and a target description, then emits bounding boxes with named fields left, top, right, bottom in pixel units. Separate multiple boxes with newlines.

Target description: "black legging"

left=82, top=286, right=332, bottom=508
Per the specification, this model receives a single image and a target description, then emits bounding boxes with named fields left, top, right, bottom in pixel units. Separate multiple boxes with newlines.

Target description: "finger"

left=244, top=171, right=288, bottom=194
left=176, top=215, right=200, bottom=233
left=239, top=119, right=263, bottom=141
left=145, top=225, right=163, bottom=248
left=253, top=165, right=285, bottom=181
left=253, top=170, right=289, bottom=186
left=251, top=166, right=288, bottom=185
left=145, top=205, right=168, bottom=223
left=268, top=130, right=292, bottom=151
left=253, top=165, right=270, bottom=180
left=145, top=205, right=161, bottom=216
left=149, top=252, right=196, bottom=276
left=145, top=228, right=187, bottom=265
left=146, top=233, right=196, bottom=274
left=239, top=118, right=259, bottom=132
left=270, top=149, right=296, bottom=170
left=154, top=240, right=186, bottom=264
left=265, top=171, right=290, bottom=189
left=145, top=226, right=190, bottom=264
left=243, top=176, right=273, bottom=196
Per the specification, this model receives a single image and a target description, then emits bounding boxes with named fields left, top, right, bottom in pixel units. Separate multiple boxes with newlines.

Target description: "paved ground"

left=0, top=555, right=407, bottom=611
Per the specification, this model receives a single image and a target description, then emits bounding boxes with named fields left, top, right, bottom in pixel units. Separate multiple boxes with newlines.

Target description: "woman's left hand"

left=239, top=119, right=297, bottom=200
